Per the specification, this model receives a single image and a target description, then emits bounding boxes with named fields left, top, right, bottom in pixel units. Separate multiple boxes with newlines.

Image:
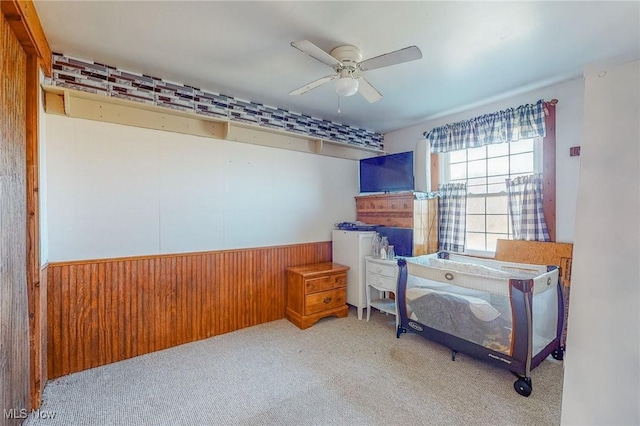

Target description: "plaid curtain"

left=438, top=183, right=467, bottom=252
left=506, top=174, right=550, bottom=241
left=424, top=100, right=547, bottom=153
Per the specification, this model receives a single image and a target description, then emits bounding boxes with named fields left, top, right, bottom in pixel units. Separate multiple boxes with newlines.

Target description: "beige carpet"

left=27, top=307, right=563, bottom=425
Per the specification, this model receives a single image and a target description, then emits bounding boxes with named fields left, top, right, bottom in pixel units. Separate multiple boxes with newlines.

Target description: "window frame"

left=440, top=138, right=543, bottom=257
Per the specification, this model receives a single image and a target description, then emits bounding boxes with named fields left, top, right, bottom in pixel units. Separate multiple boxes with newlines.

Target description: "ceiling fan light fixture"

left=290, top=40, right=422, bottom=103
left=335, top=77, right=359, bottom=97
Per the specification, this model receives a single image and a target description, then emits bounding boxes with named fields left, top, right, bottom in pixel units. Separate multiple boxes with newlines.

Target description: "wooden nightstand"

left=286, top=262, right=349, bottom=330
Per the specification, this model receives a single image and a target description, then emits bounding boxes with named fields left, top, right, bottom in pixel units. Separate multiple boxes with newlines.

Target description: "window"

left=442, top=138, right=542, bottom=254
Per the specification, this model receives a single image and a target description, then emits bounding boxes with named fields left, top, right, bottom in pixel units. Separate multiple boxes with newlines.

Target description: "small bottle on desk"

left=380, top=236, right=389, bottom=260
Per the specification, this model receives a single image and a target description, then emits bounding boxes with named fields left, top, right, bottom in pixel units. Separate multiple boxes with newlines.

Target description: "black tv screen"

left=359, top=151, right=414, bottom=193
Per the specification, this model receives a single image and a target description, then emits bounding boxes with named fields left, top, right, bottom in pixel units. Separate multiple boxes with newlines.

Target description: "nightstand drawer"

left=305, top=289, right=346, bottom=315
left=366, top=272, right=396, bottom=291
left=305, top=274, right=345, bottom=294
left=367, top=262, right=397, bottom=278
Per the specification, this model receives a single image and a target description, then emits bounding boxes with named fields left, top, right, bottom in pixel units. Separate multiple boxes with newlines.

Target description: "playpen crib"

left=396, top=253, right=564, bottom=396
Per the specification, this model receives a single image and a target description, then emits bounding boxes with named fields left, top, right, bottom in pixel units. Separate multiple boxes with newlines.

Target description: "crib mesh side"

left=404, top=274, right=514, bottom=355
left=531, top=279, right=560, bottom=354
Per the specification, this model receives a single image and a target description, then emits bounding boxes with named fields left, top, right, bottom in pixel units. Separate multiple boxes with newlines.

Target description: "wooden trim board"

left=42, top=85, right=384, bottom=161
left=0, top=0, right=52, bottom=75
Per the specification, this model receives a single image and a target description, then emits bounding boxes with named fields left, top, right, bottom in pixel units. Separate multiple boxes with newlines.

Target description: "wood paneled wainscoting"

left=46, top=242, right=332, bottom=379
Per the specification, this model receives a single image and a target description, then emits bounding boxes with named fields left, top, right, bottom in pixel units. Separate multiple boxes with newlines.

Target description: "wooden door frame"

left=1, top=0, right=51, bottom=409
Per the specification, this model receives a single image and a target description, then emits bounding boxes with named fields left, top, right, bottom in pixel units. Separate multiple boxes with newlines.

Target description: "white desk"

left=365, top=256, right=399, bottom=328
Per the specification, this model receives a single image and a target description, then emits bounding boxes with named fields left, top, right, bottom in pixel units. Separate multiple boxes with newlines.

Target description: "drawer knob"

left=323, top=297, right=332, bottom=304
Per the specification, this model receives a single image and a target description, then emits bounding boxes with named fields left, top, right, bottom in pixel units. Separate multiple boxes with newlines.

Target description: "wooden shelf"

left=42, top=85, right=386, bottom=161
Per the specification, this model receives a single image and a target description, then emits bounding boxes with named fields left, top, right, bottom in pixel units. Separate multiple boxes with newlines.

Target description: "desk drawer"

left=366, top=272, right=397, bottom=292
left=367, top=262, right=397, bottom=278
left=305, top=289, right=346, bottom=315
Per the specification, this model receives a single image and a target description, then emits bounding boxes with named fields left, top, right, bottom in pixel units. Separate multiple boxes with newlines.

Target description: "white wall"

left=43, top=115, right=359, bottom=262
left=561, top=59, right=639, bottom=425
left=384, top=77, right=584, bottom=243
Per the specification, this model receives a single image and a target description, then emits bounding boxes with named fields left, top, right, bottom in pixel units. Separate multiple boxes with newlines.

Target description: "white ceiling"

left=33, top=1, right=640, bottom=134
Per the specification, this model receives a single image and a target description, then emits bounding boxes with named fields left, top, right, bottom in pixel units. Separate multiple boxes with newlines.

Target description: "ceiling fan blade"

left=291, top=40, right=343, bottom=68
left=289, top=74, right=337, bottom=96
left=356, top=76, right=382, bottom=103
left=359, top=45, right=422, bottom=71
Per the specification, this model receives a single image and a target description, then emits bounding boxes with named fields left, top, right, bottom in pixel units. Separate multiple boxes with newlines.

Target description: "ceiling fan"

left=288, top=40, right=422, bottom=103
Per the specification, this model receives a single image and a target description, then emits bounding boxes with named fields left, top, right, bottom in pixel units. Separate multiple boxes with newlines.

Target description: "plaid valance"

left=424, top=99, right=547, bottom=153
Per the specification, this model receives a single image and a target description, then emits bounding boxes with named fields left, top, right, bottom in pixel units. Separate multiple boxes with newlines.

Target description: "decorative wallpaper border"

left=45, top=54, right=384, bottom=150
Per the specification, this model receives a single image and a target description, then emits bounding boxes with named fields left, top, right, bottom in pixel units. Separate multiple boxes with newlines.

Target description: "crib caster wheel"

left=514, top=378, right=532, bottom=397
left=396, top=326, right=406, bottom=338
left=552, top=347, right=565, bottom=361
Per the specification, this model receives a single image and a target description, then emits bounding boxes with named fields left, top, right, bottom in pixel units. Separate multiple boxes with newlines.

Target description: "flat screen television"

left=359, top=151, right=414, bottom=193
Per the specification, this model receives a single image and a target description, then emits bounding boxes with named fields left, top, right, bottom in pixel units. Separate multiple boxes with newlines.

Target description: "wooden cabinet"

left=286, top=262, right=349, bottom=330
left=355, top=193, right=439, bottom=255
